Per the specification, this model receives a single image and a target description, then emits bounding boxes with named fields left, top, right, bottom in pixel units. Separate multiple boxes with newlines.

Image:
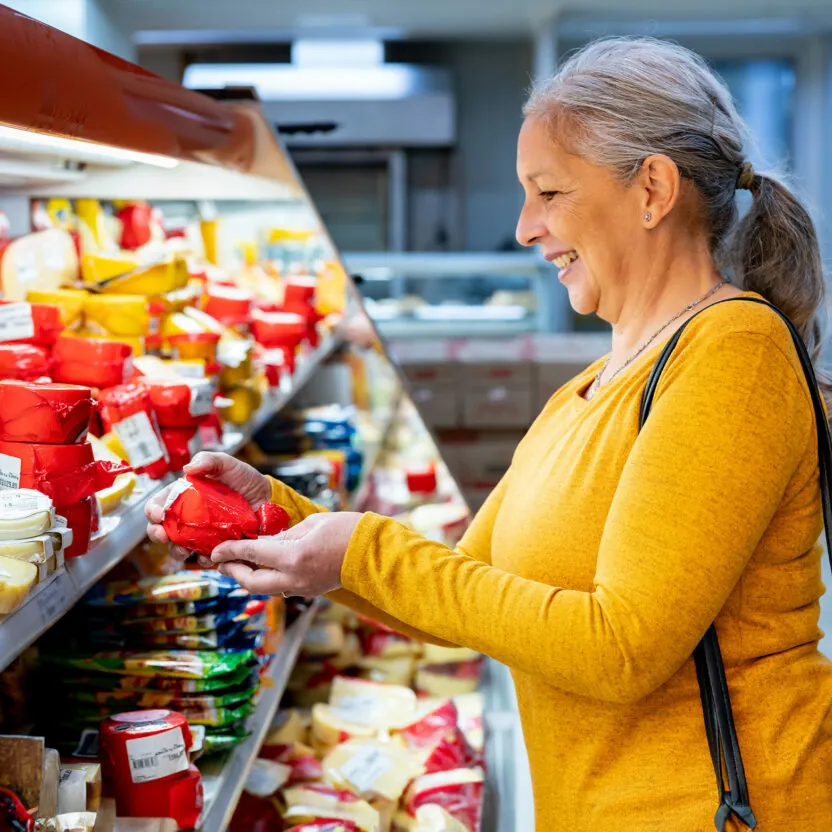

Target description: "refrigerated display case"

left=0, top=7, right=530, bottom=831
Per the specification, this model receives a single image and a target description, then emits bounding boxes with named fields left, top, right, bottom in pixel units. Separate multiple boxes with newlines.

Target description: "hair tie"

left=737, top=161, right=756, bottom=191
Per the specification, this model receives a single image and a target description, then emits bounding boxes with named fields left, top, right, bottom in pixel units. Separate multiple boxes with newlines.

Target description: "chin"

left=565, top=283, right=599, bottom=318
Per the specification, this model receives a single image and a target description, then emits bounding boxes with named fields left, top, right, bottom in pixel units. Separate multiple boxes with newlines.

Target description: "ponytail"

left=728, top=170, right=830, bottom=401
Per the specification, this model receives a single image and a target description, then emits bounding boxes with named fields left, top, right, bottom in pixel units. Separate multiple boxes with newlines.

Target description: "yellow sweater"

left=270, top=294, right=832, bottom=830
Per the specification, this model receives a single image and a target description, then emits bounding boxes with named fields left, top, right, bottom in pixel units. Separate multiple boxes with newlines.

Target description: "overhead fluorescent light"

left=292, top=39, right=383, bottom=67
left=0, top=125, right=179, bottom=169
left=184, top=63, right=416, bottom=101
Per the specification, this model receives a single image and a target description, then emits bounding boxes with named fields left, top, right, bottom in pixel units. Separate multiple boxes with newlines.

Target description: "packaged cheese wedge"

left=323, top=740, right=424, bottom=803
left=420, top=645, right=481, bottom=665
left=329, top=677, right=417, bottom=731
left=281, top=783, right=381, bottom=832
left=402, top=769, right=484, bottom=832
left=0, top=230, right=78, bottom=300
left=87, top=434, right=138, bottom=515
left=411, top=805, right=470, bottom=832
left=452, top=695, right=484, bottom=754
left=0, top=555, right=38, bottom=613
left=0, top=489, right=54, bottom=541
left=267, top=709, right=309, bottom=746
left=282, top=802, right=379, bottom=832
left=358, top=655, right=417, bottom=688
left=311, top=704, right=378, bottom=752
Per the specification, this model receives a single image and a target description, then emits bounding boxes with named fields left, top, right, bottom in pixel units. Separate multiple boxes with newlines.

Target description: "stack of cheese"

left=0, top=489, right=73, bottom=614
left=286, top=603, right=483, bottom=707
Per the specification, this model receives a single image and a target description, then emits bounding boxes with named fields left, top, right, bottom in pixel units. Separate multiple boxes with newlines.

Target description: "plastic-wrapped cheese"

left=266, top=709, right=309, bottom=746
left=402, top=768, right=485, bottom=832
left=281, top=783, right=380, bottom=832
left=0, top=555, right=38, bottom=613
left=411, top=805, right=470, bottom=832
left=323, top=740, right=424, bottom=802
left=329, top=677, right=417, bottom=730
left=282, top=803, right=379, bottom=832
left=0, top=489, right=53, bottom=540
left=311, top=704, right=377, bottom=752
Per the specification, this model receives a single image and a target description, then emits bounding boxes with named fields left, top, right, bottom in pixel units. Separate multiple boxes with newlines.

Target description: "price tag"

left=188, top=382, right=214, bottom=417
left=0, top=303, right=35, bottom=343
left=338, top=745, right=392, bottom=793
left=125, top=727, right=189, bottom=784
left=113, top=412, right=165, bottom=469
left=0, top=453, right=21, bottom=489
left=35, top=575, right=70, bottom=627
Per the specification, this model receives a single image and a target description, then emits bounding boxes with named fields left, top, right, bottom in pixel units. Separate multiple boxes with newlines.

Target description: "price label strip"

left=113, top=412, right=166, bottom=469
left=0, top=303, right=35, bottom=343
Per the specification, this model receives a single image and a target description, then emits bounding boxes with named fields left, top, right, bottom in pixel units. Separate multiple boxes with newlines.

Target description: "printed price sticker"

left=113, top=412, right=165, bottom=469
left=125, top=726, right=189, bottom=784
left=36, top=576, right=70, bottom=627
left=189, top=382, right=214, bottom=417
left=0, top=303, right=35, bottom=343
left=338, top=745, right=392, bottom=793
left=14, top=248, right=38, bottom=285
left=0, top=453, right=21, bottom=489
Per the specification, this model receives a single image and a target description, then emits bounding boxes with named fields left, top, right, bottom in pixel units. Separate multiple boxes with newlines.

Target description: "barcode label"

left=113, top=412, right=165, bottom=469
left=0, top=453, right=21, bottom=489
left=189, top=382, right=214, bottom=417
left=0, top=303, right=35, bottom=343
left=125, top=726, right=188, bottom=784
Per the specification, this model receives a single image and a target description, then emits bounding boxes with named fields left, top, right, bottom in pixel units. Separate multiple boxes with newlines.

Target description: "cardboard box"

left=439, top=432, right=522, bottom=490
left=462, top=361, right=533, bottom=386
left=462, top=383, right=534, bottom=429
left=402, top=361, right=458, bottom=385
left=409, top=381, right=460, bottom=428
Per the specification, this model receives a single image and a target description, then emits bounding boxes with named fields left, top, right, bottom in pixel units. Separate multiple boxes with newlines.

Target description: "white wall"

left=4, top=0, right=136, bottom=61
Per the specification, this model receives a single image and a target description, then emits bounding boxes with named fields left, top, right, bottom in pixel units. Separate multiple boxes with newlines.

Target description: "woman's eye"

left=539, top=191, right=559, bottom=202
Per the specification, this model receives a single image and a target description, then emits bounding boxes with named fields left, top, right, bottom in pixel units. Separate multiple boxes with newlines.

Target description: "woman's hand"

left=210, top=512, right=363, bottom=597
left=144, top=451, right=272, bottom=562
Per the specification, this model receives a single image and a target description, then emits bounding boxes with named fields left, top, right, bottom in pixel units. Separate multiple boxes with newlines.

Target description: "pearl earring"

left=643, top=212, right=652, bottom=222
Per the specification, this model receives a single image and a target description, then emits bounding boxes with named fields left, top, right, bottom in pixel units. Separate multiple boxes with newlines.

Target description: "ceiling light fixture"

left=291, top=39, right=383, bottom=67
left=0, top=125, right=180, bottom=169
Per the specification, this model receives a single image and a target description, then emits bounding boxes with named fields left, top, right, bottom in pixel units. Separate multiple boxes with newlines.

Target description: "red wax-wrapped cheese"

left=0, top=344, right=51, bottom=381
left=161, top=476, right=259, bottom=556
left=284, top=276, right=318, bottom=306
left=53, top=336, right=134, bottom=389
left=251, top=311, right=306, bottom=373
left=161, top=426, right=202, bottom=472
left=56, top=497, right=94, bottom=558
left=0, top=300, right=63, bottom=346
left=100, top=709, right=201, bottom=829
left=257, top=503, right=291, bottom=536
left=148, top=379, right=214, bottom=429
left=99, top=383, right=168, bottom=479
left=0, top=380, right=94, bottom=443
left=0, top=440, right=128, bottom=503
left=203, top=284, right=253, bottom=327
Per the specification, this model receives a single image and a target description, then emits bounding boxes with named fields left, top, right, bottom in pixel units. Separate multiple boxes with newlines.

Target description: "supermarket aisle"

left=820, top=548, right=832, bottom=658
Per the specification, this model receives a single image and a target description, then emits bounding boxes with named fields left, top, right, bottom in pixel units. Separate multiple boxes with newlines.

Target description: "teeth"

left=553, top=250, right=579, bottom=270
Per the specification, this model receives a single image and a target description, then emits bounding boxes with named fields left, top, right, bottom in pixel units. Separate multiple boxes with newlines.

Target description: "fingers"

left=211, top=536, right=296, bottom=568
left=146, top=522, right=170, bottom=545
left=144, top=484, right=173, bottom=524
left=218, top=561, right=293, bottom=595
left=184, top=451, right=234, bottom=479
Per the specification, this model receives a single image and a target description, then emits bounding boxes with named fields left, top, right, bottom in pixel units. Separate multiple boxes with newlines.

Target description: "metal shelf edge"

left=198, top=601, right=320, bottom=832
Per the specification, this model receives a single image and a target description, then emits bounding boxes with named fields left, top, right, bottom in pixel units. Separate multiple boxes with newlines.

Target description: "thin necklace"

left=586, top=280, right=728, bottom=400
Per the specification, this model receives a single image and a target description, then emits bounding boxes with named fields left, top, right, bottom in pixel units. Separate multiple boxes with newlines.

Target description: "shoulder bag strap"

left=639, top=296, right=832, bottom=831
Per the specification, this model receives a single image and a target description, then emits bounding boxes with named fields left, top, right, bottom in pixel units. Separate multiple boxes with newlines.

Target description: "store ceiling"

left=108, top=0, right=832, bottom=42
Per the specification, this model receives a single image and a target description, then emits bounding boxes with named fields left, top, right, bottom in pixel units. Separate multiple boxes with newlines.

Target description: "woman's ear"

left=638, top=154, right=681, bottom=228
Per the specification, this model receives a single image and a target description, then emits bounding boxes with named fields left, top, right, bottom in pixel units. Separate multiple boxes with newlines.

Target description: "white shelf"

left=0, top=335, right=342, bottom=674
left=198, top=602, right=319, bottom=832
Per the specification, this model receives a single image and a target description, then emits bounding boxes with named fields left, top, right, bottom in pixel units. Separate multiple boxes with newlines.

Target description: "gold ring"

left=281, top=591, right=291, bottom=599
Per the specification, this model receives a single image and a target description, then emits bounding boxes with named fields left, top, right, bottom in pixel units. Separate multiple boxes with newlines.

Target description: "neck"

left=608, top=240, right=723, bottom=359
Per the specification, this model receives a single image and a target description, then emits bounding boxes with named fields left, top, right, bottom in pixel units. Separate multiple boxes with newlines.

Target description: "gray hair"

left=524, top=37, right=827, bottom=376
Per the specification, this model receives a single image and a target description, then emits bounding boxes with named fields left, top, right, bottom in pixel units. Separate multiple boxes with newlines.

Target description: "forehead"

left=517, top=116, right=575, bottom=179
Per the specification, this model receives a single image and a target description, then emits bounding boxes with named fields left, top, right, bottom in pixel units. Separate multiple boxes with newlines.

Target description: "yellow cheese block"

left=0, top=229, right=78, bottom=300
left=411, top=805, right=470, bottom=832
left=26, top=288, right=87, bottom=329
left=99, top=432, right=129, bottom=464
left=281, top=784, right=381, bottom=831
left=265, top=709, right=308, bottom=746
left=301, top=621, right=345, bottom=657
left=358, top=656, right=416, bottom=688
left=371, top=798, right=396, bottom=832
left=80, top=252, right=140, bottom=284
left=415, top=668, right=479, bottom=698
left=216, top=383, right=261, bottom=425
left=0, top=539, right=45, bottom=562
left=84, top=294, right=149, bottom=337
left=0, top=555, right=38, bottom=614
left=323, top=740, right=424, bottom=802
left=96, top=473, right=138, bottom=516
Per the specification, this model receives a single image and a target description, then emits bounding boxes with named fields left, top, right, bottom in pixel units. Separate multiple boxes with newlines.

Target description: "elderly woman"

left=147, top=38, right=832, bottom=831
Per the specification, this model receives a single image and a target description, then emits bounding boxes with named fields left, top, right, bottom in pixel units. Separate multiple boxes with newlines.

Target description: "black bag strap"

left=639, top=296, right=832, bottom=831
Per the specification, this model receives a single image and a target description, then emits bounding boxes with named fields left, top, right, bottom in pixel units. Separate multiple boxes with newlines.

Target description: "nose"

left=516, top=199, right=544, bottom=247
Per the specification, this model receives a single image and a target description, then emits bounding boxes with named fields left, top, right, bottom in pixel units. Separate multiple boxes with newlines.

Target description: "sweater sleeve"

left=269, top=472, right=509, bottom=645
left=339, top=331, right=814, bottom=703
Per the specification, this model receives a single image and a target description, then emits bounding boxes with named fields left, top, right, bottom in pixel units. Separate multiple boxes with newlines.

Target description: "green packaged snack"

left=83, top=571, right=239, bottom=607
left=55, top=665, right=259, bottom=693
left=202, top=731, right=249, bottom=755
left=42, top=649, right=257, bottom=679
left=54, top=700, right=255, bottom=728
left=66, top=687, right=256, bottom=711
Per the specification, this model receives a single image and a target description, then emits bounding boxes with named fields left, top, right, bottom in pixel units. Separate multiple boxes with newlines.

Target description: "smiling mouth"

left=552, top=250, right=579, bottom=271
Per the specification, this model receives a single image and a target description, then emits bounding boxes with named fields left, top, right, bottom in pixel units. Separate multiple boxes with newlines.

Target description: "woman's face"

left=515, top=116, right=644, bottom=319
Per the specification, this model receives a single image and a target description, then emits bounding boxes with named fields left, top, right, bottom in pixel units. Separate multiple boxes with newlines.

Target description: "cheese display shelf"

left=198, top=601, right=320, bottom=832
left=0, top=10, right=510, bottom=832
